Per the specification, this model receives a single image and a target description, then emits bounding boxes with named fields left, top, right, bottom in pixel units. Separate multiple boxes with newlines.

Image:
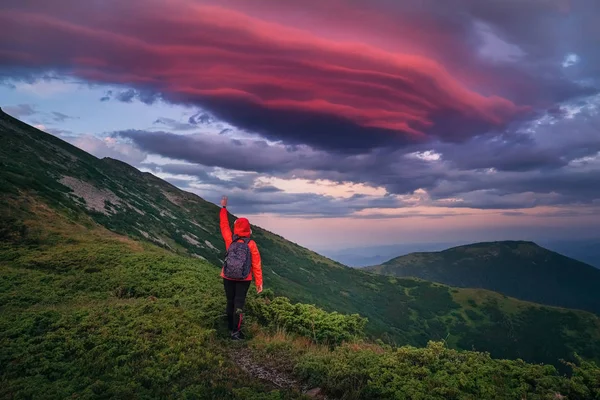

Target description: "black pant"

left=223, top=278, right=251, bottom=332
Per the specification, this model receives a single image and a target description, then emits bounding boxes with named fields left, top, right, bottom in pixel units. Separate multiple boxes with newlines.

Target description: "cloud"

left=141, top=162, right=258, bottom=190
left=51, top=111, right=76, bottom=122
left=0, top=0, right=538, bottom=153
left=115, top=129, right=336, bottom=173
left=186, top=185, right=406, bottom=218
left=2, top=0, right=599, bottom=219
left=188, top=112, right=212, bottom=125
left=98, top=88, right=161, bottom=104
left=4, top=103, right=79, bottom=125
left=60, top=134, right=148, bottom=165
left=115, top=101, right=600, bottom=211
left=114, top=89, right=136, bottom=103
left=153, top=117, right=197, bottom=131
left=96, top=88, right=159, bottom=104
left=253, top=185, right=283, bottom=193
left=436, top=102, right=600, bottom=173
left=100, top=90, right=112, bottom=102
left=3, top=103, right=37, bottom=118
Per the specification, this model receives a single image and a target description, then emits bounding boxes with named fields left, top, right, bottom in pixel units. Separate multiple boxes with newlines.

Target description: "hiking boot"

left=230, top=330, right=244, bottom=341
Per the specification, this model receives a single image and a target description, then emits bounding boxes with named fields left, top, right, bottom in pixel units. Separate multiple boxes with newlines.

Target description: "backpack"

left=223, top=235, right=252, bottom=279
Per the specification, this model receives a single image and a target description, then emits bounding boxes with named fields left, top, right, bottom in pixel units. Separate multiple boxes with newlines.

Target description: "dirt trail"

left=227, top=346, right=328, bottom=399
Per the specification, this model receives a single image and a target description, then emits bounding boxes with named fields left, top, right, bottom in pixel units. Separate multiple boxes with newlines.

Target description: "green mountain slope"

left=2, top=108, right=600, bottom=370
left=3, top=192, right=600, bottom=399
left=365, top=241, right=600, bottom=315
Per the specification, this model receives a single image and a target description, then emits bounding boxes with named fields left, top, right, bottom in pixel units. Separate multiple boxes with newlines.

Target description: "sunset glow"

left=2, top=0, right=599, bottom=249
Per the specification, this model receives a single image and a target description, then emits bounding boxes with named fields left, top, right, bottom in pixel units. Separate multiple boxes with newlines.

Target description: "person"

left=219, top=195, right=263, bottom=340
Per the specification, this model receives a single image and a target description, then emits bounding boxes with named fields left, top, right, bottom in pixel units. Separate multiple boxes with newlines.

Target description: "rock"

left=305, top=387, right=322, bottom=398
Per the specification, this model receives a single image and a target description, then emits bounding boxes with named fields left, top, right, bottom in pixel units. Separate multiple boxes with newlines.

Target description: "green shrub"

left=295, top=341, right=600, bottom=400
left=248, top=295, right=367, bottom=346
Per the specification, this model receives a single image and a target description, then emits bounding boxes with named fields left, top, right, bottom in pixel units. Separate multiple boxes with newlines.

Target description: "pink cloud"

left=0, top=0, right=529, bottom=150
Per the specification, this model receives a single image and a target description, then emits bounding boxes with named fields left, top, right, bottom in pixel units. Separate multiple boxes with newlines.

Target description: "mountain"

left=365, top=241, right=600, bottom=315
left=2, top=107, right=600, bottom=371
left=318, top=242, right=465, bottom=267
left=320, top=240, right=600, bottom=269
left=3, top=171, right=600, bottom=399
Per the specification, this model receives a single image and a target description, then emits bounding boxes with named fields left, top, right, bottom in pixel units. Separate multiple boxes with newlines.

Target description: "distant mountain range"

left=322, top=240, right=600, bottom=269
left=319, top=242, right=465, bottom=267
left=365, top=241, right=600, bottom=315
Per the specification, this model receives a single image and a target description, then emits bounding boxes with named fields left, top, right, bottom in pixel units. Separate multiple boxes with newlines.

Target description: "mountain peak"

left=442, top=240, right=544, bottom=256
left=449, top=240, right=540, bottom=250
left=367, top=239, right=600, bottom=315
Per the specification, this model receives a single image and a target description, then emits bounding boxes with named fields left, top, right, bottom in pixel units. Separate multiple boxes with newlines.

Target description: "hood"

left=233, top=217, right=251, bottom=237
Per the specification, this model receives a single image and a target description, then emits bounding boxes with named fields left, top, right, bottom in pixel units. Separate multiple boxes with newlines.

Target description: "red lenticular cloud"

left=0, top=0, right=528, bottom=151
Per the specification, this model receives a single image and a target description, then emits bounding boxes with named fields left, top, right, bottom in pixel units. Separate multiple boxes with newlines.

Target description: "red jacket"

left=219, top=207, right=263, bottom=287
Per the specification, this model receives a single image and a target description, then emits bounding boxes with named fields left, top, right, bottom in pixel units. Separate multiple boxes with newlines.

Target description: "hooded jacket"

left=219, top=207, right=263, bottom=287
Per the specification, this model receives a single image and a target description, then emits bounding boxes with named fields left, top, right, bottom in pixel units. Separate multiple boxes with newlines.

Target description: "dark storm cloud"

left=115, top=130, right=332, bottom=173
left=117, top=107, right=600, bottom=211
left=0, top=0, right=539, bottom=153
left=1, top=0, right=597, bottom=153
left=439, top=107, right=600, bottom=173
left=1, top=0, right=594, bottom=154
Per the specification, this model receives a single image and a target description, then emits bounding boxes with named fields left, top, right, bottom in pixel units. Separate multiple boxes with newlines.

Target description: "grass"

left=1, top=195, right=600, bottom=399
left=245, top=326, right=600, bottom=400
left=0, top=198, right=308, bottom=399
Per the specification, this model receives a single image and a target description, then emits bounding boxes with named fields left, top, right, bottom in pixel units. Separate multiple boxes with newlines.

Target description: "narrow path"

left=226, top=344, right=328, bottom=399
left=230, top=349, right=301, bottom=389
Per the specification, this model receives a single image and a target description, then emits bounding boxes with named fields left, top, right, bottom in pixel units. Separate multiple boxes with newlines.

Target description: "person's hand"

left=256, top=284, right=263, bottom=294
left=220, top=195, right=228, bottom=207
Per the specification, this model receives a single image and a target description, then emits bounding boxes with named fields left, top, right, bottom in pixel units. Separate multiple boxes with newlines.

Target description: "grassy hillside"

left=365, top=241, right=600, bottom=315
left=2, top=108, right=600, bottom=371
left=2, top=193, right=600, bottom=399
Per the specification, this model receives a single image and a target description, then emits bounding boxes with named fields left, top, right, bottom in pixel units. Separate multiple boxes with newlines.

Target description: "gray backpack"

left=223, top=235, right=252, bottom=279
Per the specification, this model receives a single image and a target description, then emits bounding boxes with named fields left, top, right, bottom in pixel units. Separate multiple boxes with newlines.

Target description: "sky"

left=1, top=0, right=600, bottom=251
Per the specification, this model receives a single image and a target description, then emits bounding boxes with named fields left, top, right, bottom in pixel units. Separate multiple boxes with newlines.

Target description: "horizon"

left=2, top=0, right=599, bottom=251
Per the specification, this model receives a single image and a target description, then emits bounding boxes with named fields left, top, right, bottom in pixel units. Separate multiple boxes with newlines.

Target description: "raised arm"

left=220, top=197, right=233, bottom=249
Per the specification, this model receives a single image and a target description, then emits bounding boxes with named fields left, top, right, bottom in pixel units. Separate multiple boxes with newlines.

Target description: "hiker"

left=219, top=195, right=263, bottom=340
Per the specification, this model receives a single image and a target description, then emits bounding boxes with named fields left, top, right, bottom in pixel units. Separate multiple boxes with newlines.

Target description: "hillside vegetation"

left=2, top=108, right=600, bottom=374
left=2, top=193, right=600, bottom=399
left=365, top=241, right=600, bottom=315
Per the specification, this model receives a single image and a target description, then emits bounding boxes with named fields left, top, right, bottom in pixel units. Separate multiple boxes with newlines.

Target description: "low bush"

left=295, top=341, right=600, bottom=400
left=248, top=295, right=367, bottom=346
